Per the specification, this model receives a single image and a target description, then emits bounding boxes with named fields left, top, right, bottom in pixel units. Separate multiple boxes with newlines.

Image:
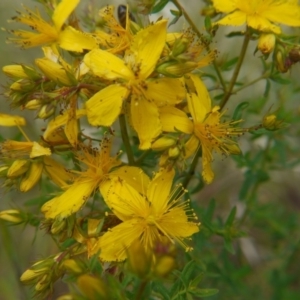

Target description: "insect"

left=117, top=5, right=136, bottom=28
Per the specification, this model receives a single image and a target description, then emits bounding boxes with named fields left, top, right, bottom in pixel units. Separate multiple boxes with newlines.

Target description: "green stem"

left=233, top=71, right=270, bottom=94
left=119, top=114, right=135, bottom=165
left=213, top=60, right=227, bottom=92
left=182, top=147, right=202, bottom=190
left=171, top=0, right=202, bottom=37
left=135, top=280, right=148, bottom=300
left=219, top=30, right=251, bottom=110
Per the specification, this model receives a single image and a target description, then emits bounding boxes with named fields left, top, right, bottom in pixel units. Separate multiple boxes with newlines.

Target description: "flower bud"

left=50, top=217, right=67, bottom=235
left=19, top=161, right=43, bottom=192
left=170, top=37, right=189, bottom=58
left=152, top=137, right=176, bottom=151
left=224, top=143, right=242, bottom=155
left=35, top=58, right=73, bottom=86
left=258, top=33, right=276, bottom=54
left=37, top=104, right=56, bottom=119
left=262, top=113, right=286, bottom=131
left=0, top=209, right=23, bottom=223
left=24, top=99, right=43, bottom=110
left=156, top=61, right=198, bottom=77
left=62, top=259, right=83, bottom=274
left=2, top=65, right=29, bottom=78
left=168, top=146, right=180, bottom=158
left=7, top=159, right=30, bottom=177
left=127, top=240, right=151, bottom=278
left=153, top=255, right=175, bottom=277
left=77, top=274, right=108, bottom=300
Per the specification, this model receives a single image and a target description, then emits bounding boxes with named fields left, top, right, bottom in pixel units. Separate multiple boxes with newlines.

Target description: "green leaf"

left=188, top=288, right=219, bottom=297
left=225, top=206, right=237, bottom=226
left=232, top=101, right=249, bottom=120
left=220, top=57, right=238, bottom=71
left=151, top=0, right=169, bottom=13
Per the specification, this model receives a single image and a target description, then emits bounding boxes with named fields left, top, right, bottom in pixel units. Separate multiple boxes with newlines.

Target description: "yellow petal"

left=35, top=58, right=72, bottom=85
left=98, top=219, right=143, bottom=261
left=262, top=2, right=300, bottom=28
left=43, top=109, right=86, bottom=142
left=30, top=142, right=51, bottom=158
left=202, top=147, right=214, bottom=184
left=86, top=85, right=128, bottom=126
left=130, top=20, right=167, bottom=79
left=84, top=49, right=133, bottom=80
left=214, top=11, right=246, bottom=27
left=43, top=156, right=74, bottom=189
left=130, top=96, right=161, bottom=150
left=146, top=78, right=185, bottom=106
left=0, top=113, right=26, bottom=126
left=212, top=0, right=237, bottom=13
left=109, top=166, right=150, bottom=195
left=159, top=106, right=193, bottom=134
left=247, top=15, right=280, bottom=34
left=41, top=180, right=96, bottom=219
left=58, top=26, right=98, bottom=52
left=160, top=207, right=199, bottom=237
left=52, top=0, right=80, bottom=31
left=147, top=168, right=175, bottom=214
left=19, top=161, right=43, bottom=192
left=184, top=135, right=199, bottom=159
left=100, top=177, right=149, bottom=221
left=188, top=74, right=211, bottom=113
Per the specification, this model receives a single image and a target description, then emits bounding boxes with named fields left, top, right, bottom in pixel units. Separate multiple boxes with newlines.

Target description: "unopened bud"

left=35, top=58, right=73, bottom=86
left=24, top=99, right=43, bottom=110
left=2, top=65, right=29, bottom=78
left=7, top=159, right=30, bottom=178
left=127, top=240, right=151, bottom=278
left=62, top=259, right=83, bottom=274
left=262, top=113, right=286, bottom=131
left=153, top=256, right=175, bottom=277
left=288, top=47, right=300, bottom=63
left=19, top=161, right=43, bottom=192
left=168, top=146, right=180, bottom=158
left=77, top=274, right=108, bottom=300
left=258, top=33, right=276, bottom=54
left=156, top=61, right=198, bottom=77
left=171, top=38, right=189, bottom=58
left=225, top=143, right=242, bottom=155
left=0, top=209, right=23, bottom=223
left=152, top=137, right=176, bottom=151
left=38, top=104, right=56, bottom=119
left=50, top=218, right=67, bottom=235
left=275, top=48, right=288, bottom=73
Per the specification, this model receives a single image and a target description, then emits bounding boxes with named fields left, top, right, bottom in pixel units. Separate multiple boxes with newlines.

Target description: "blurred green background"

left=1, top=1, right=300, bottom=299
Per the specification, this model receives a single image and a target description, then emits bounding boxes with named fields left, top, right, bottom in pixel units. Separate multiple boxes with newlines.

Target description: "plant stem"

left=233, top=71, right=270, bottom=94
left=119, top=114, right=135, bottom=165
left=171, top=0, right=202, bottom=37
left=219, top=30, right=251, bottom=110
left=213, top=60, right=227, bottom=91
left=135, top=280, right=148, bottom=300
left=182, top=147, right=202, bottom=190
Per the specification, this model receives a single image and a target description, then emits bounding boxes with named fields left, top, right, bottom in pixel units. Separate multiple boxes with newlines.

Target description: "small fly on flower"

left=117, top=5, right=136, bottom=28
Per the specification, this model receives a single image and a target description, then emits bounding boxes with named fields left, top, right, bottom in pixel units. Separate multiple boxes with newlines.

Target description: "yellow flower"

left=160, top=74, right=243, bottom=184
left=95, top=5, right=132, bottom=54
left=212, top=0, right=300, bottom=34
left=8, top=0, right=97, bottom=52
left=83, top=20, right=186, bottom=149
left=41, top=140, right=150, bottom=219
left=0, top=113, right=26, bottom=126
left=93, top=168, right=199, bottom=261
